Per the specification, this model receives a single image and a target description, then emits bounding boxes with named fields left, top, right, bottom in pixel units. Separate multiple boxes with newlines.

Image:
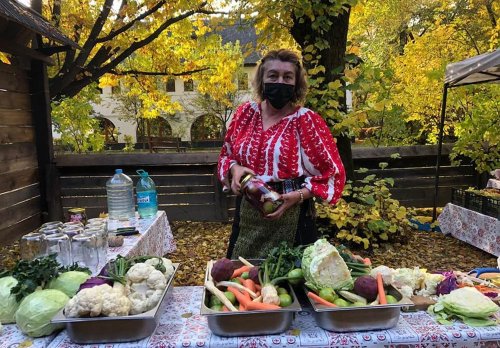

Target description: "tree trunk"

left=290, top=3, right=354, bottom=180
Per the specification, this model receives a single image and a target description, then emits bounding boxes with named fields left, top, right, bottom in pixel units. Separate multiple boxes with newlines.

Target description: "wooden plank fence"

left=0, top=62, right=41, bottom=244
left=53, top=144, right=476, bottom=222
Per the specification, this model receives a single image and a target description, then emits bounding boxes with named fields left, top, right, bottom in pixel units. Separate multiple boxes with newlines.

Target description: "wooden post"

left=30, top=0, right=63, bottom=221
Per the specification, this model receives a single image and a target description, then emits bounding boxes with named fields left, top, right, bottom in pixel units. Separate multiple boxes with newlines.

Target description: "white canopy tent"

left=432, top=48, right=500, bottom=220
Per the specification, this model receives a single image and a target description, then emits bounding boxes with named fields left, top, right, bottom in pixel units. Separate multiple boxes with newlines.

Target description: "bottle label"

left=137, top=191, right=157, bottom=206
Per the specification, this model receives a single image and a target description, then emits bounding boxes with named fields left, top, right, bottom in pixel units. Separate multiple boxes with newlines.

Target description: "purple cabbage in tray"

left=78, top=277, right=111, bottom=291
left=435, top=271, right=458, bottom=295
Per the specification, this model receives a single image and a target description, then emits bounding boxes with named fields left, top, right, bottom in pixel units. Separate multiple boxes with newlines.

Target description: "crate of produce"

left=52, top=261, right=179, bottom=344
left=304, top=284, right=413, bottom=332
left=200, top=259, right=302, bottom=337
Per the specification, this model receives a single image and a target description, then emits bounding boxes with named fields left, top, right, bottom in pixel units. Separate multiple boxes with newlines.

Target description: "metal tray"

left=200, top=259, right=302, bottom=337
left=51, top=263, right=179, bottom=344
left=305, top=285, right=414, bottom=332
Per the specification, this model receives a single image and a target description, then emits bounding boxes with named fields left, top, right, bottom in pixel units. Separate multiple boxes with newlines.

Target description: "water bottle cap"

left=115, top=169, right=123, bottom=174
left=137, top=169, right=148, bottom=177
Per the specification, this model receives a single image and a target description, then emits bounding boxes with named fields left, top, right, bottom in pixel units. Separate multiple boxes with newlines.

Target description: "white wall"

left=93, top=66, right=255, bottom=142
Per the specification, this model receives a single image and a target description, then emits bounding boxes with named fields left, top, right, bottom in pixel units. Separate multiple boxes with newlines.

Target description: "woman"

left=218, top=49, right=345, bottom=258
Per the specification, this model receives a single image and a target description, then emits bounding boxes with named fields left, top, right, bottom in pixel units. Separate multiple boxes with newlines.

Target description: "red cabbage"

left=78, top=277, right=111, bottom=291
left=435, top=272, right=457, bottom=295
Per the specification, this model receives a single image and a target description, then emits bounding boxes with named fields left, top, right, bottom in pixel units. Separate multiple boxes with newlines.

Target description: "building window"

left=184, top=79, right=194, bottom=92
left=166, top=78, right=176, bottom=92
left=238, top=73, right=248, bottom=90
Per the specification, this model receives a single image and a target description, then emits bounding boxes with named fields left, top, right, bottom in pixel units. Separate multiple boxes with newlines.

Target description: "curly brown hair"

left=252, top=49, right=308, bottom=105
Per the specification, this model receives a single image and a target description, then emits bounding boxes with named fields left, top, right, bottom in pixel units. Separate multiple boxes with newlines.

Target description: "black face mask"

left=263, top=83, right=295, bottom=110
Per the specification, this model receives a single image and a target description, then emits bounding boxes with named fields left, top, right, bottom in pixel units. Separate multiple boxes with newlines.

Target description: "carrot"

left=255, top=284, right=262, bottom=292
left=239, top=303, right=246, bottom=311
left=377, top=273, right=387, bottom=305
left=307, top=291, right=337, bottom=307
left=245, top=300, right=281, bottom=311
left=363, top=258, right=372, bottom=266
left=227, top=286, right=250, bottom=310
left=222, top=305, right=229, bottom=312
left=227, top=286, right=281, bottom=311
left=232, top=265, right=251, bottom=278
left=240, top=278, right=257, bottom=293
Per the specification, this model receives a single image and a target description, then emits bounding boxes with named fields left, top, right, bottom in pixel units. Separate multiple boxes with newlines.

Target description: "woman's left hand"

left=264, top=190, right=303, bottom=220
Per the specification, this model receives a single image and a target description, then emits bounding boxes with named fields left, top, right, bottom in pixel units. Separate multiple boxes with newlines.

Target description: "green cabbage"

left=15, top=289, right=69, bottom=337
left=0, top=276, right=20, bottom=324
left=48, top=271, right=90, bottom=297
left=428, top=287, right=499, bottom=326
left=301, top=239, right=353, bottom=292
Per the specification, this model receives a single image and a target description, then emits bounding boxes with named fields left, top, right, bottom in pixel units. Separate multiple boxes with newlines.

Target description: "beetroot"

left=249, top=266, right=260, bottom=285
left=210, top=258, right=235, bottom=282
left=353, top=275, right=378, bottom=301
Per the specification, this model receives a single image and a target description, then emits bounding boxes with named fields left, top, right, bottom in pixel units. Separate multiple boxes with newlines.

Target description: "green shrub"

left=316, top=166, right=414, bottom=249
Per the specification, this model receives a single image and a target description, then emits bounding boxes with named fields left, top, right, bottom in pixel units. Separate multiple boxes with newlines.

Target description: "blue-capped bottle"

left=136, top=169, right=158, bottom=218
left=106, top=169, right=135, bottom=220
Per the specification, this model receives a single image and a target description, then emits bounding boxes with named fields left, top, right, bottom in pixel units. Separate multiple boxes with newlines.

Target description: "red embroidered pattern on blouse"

left=218, top=101, right=345, bottom=204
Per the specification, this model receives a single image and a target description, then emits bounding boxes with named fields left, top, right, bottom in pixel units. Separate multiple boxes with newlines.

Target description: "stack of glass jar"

left=20, top=217, right=109, bottom=275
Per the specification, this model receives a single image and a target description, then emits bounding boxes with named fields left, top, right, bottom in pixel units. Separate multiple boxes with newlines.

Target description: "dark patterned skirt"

left=227, top=195, right=318, bottom=259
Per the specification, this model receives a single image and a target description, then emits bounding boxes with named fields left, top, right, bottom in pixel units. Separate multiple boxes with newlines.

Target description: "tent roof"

left=445, top=49, right=500, bottom=87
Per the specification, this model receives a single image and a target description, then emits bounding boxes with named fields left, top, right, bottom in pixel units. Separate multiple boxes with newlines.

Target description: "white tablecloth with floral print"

left=18, top=286, right=495, bottom=348
left=438, top=203, right=500, bottom=257
left=0, top=211, right=176, bottom=348
left=107, top=210, right=176, bottom=260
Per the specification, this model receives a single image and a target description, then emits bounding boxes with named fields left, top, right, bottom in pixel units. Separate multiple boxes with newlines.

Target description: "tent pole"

left=432, top=84, right=449, bottom=222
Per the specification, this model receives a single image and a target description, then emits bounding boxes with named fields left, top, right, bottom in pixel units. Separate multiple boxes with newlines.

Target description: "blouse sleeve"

left=298, top=110, right=346, bottom=204
left=217, top=103, right=246, bottom=184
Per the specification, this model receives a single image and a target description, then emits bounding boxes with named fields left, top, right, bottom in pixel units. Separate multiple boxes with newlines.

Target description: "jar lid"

left=68, top=207, right=86, bottom=213
left=240, top=174, right=254, bottom=188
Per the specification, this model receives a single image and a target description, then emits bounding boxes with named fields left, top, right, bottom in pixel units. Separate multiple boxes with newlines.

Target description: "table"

left=107, top=210, right=176, bottom=260
left=45, top=286, right=500, bottom=348
left=1, top=211, right=176, bottom=348
left=438, top=203, right=500, bottom=256
left=487, top=179, right=500, bottom=189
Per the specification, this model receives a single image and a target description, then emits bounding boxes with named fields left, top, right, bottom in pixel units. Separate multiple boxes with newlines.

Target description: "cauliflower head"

left=145, top=257, right=174, bottom=280
left=126, top=262, right=168, bottom=315
left=64, top=284, right=109, bottom=318
left=101, top=284, right=131, bottom=317
left=127, top=263, right=157, bottom=283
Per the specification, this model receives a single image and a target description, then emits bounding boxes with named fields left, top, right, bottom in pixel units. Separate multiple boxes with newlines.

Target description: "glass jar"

left=62, top=225, right=83, bottom=239
left=71, top=234, right=100, bottom=275
left=44, top=233, right=72, bottom=266
left=20, top=232, right=47, bottom=260
left=67, top=207, right=87, bottom=225
left=240, top=174, right=283, bottom=216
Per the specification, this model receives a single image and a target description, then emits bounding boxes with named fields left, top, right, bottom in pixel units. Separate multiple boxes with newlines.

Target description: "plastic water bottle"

left=106, top=169, right=135, bottom=220
left=136, top=169, right=158, bottom=218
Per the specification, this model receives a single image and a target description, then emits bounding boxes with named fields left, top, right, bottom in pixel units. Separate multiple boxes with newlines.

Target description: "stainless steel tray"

left=51, top=263, right=179, bottom=344
left=305, top=285, right=414, bottom=332
left=200, top=259, right=302, bottom=337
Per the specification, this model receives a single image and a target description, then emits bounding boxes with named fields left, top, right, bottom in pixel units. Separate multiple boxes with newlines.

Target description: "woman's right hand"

left=230, top=164, right=255, bottom=195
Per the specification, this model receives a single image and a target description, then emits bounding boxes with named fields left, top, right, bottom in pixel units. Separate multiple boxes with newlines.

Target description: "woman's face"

left=262, top=60, right=296, bottom=86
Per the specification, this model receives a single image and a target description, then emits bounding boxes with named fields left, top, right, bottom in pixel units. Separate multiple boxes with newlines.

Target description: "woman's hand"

left=264, top=189, right=308, bottom=220
left=230, top=164, right=255, bottom=195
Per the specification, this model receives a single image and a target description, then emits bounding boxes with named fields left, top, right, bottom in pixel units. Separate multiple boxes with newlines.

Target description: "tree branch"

left=108, top=67, right=210, bottom=76
left=96, top=0, right=167, bottom=43
left=50, top=0, right=114, bottom=97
